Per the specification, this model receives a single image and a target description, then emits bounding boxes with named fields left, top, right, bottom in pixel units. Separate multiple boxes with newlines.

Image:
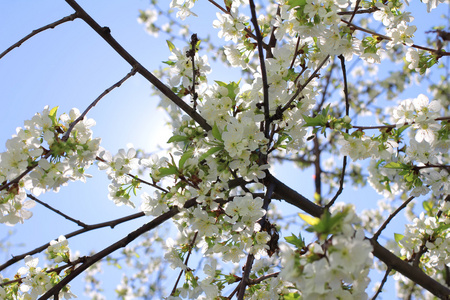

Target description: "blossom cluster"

left=398, top=205, right=450, bottom=273
left=0, top=106, right=100, bottom=225
left=0, top=236, right=75, bottom=299
left=280, top=204, right=373, bottom=299
left=98, top=148, right=139, bottom=208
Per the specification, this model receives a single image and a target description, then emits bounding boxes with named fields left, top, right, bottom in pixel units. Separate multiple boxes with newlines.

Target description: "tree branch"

left=62, top=67, right=138, bottom=142
left=27, top=194, right=88, bottom=228
left=341, top=19, right=450, bottom=56
left=370, top=266, right=392, bottom=300
left=170, top=231, right=198, bottom=296
left=249, top=0, right=270, bottom=139
left=325, top=55, right=350, bottom=209
left=280, top=55, right=330, bottom=115
left=37, top=177, right=247, bottom=299
left=0, top=68, right=137, bottom=193
left=0, top=13, right=80, bottom=60
left=372, top=196, right=415, bottom=241
left=237, top=182, right=275, bottom=300
left=64, top=0, right=212, bottom=131
left=0, top=211, right=145, bottom=272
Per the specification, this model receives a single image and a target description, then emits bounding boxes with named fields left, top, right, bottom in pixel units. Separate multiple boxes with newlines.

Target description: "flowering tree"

left=1, top=0, right=450, bottom=299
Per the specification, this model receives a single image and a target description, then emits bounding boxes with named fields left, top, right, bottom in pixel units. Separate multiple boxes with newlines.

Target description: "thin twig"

left=348, top=0, right=361, bottom=24
left=127, top=173, right=169, bottom=194
left=0, top=13, right=79, bottom=60
left=352, top=116, right=450, bottom=130
left=280, top=55, right=330, bottom=114
left=27, top=194, right=88, bottom=228
left=0, top=211, right=145, bottom=272
left=0, top=256, right=87, bottom=287
left=62, top=67, right=138, bottom=141
left=95, top=155, right=170, bottom=194
left=186, top=34, right=199, bottom=111
left=370, top=266, right=392, bottom=300
left=325, top=55, right=350, bottom=209
left=170, top=231, right=199, bottom=296
left=341, top=19, right=450, bottom=56
left=265, top=5, right=280, bottom=59
left=289, top=36, right=301, bottom=70
left=337, top=7, right=378, bottom=15
left=237, top=182, right=275, bottom=300
left=372, top=196, right=415, bottom=241
left=248, top=271, right=279, bottom=285
left=249, top=0, right=270, bottom=139
left=207, top=0, right=270, bottom=51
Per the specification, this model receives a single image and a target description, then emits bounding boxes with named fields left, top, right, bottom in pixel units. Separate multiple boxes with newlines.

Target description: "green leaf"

left=394, top=233, right=404, bottom=244
left=435, top=223, right=450, bottom=235
left=422, top=200, right=433, bottom=213
left=304, top=209, right=348, bottom=238
left=179, top=149, right=194, bottom=170
left=49, top=106, right=59, bottom=126
left=167, top=135, right=190, bottom=143
left=166, top=40, right=175, bottom=52
left=214, top=80, right=240, bottom=102
left=199, top=146, right=222, bottom=162
left=284, top=233, right=305, bottom=249
left=162, top=60, right=175, bottom=66
left=384, top=162, right=408, bottom=169
left=286, top=0, right=306, bottom=8
left=158, top=166, right=178, bottom=177
left=299, top=213, right=319, bottom=226
left=212, top=123, right=223, bottom=142
left=282, top=292, right=301, bottom=300
left=302, top=113, right=328, bottom=128
left=397, top=124, right=410, bottom=135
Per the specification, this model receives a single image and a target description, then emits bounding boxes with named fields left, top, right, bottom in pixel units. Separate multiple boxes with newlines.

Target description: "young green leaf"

left=394, top=233, right=404, bottom=244
left=166, top=40, right=175, bottom=52
left=158, top=166, right=178, bottom=177
left=284, top=233, right=305, bottom=249
left=199, top=146, right=222, bottom=162
left=167, top=135, right=190, bottom=143
left=299, top=213, right=320, bottom=226
left=212, top=123, right=223, bottom=142
left=49, top=106, right=59, bottom=126
left=179, top=149, right=194, bottom=170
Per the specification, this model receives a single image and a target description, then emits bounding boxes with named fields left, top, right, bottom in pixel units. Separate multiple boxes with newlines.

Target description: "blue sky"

left=0, top=0, right=449, bottom=299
